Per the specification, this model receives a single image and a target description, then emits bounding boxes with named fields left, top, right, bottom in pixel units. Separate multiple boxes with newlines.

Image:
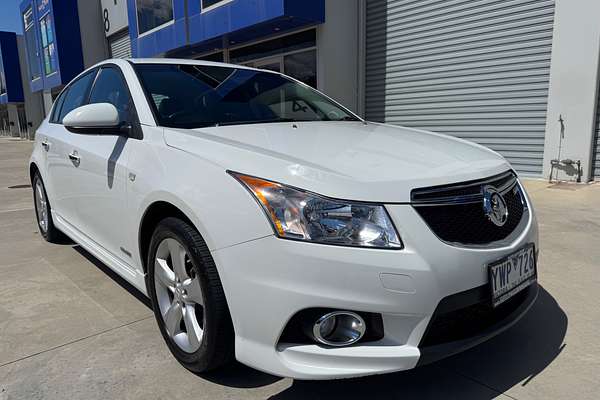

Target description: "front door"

left=68, top=66, right=137, bottom=265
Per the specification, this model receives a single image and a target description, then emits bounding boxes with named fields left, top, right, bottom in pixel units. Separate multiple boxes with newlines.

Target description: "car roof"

left=124, top=58, right=264, bottom=72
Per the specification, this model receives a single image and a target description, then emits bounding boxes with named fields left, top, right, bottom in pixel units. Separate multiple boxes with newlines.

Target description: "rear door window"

left=50, top=91, right=66, bottom=124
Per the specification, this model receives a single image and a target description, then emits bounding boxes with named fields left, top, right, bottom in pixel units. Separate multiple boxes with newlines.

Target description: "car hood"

left=163, top=121, right=511, bottom=203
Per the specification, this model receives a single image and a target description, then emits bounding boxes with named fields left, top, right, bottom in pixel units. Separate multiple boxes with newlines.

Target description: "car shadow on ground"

left=73, top=245, right=152, bottom=309
left=72, top=242, right=566, bottom=398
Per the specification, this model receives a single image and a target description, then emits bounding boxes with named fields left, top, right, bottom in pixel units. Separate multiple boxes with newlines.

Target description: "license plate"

left=488, top=245, right=537, bottom=307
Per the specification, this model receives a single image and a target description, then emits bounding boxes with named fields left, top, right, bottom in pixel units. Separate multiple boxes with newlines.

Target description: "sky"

left=0, top=0, right=23, bottom=34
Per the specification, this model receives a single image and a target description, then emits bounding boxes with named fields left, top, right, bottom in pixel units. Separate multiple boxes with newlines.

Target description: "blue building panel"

left=128, top=0, right=187, bottom=58
left=20, top=0, right=84, bottom=92
left=0, top=32, right=25, bottom=104
left=128, top=0, right=324, bottom=58
left=187, top=0, right=285, bottom=44
left=50, top=0, right=84, bottom=85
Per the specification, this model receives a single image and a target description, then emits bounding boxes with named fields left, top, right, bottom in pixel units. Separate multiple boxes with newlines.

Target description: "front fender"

left=129, top=134, right=273, bottom=260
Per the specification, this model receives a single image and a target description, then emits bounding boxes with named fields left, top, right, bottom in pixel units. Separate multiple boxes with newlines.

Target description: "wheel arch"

left=29, top=162, right=40, bottom=183
left=138, top=200, right=200, bottom=275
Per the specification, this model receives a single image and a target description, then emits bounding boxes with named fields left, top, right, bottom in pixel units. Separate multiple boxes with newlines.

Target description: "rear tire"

left=146, top=217, right=235, bottom=372
left=32, top=173, right=65, bottom=243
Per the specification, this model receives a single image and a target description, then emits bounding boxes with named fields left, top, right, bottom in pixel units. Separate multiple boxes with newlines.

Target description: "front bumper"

left=417, top=281, right=538, bottom=366
left=211, top=201, right=539, bottom=379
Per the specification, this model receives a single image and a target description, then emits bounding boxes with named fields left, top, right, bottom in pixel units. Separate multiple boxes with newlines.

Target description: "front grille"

left=420, top=284, right=533, bottom=348
left=411, top=171, right=526, bottom=246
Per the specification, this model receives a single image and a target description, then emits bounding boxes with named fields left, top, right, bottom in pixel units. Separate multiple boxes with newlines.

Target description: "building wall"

left=0, top=31, right=25, bottom=104
left=102, top=0, right=132, bottom=59
left=316, top=0, right=361, bottom=114
left=19, top=0, right=85, bottom=93
left=541, top=0, right=600, bottom=182
left=7, top=104, right=19, bottom=137
left=10, top=0, right=600, bottom=181
left=16, top=35, right=44, bottom=137
left=77, top=0, right=108, bottom=68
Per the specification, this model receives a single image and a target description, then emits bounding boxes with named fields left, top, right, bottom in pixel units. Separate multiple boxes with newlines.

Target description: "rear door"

left=67, top=65, right=137, bottom=264
left=44, top=70, right=97, bottom=226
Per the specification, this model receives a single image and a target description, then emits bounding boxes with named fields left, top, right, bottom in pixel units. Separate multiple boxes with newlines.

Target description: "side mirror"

left=63, top=103, right=123, bottom=135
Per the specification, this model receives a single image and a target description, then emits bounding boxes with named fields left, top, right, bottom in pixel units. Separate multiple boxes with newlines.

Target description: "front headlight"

left=230, top=172, right=402, bottom=249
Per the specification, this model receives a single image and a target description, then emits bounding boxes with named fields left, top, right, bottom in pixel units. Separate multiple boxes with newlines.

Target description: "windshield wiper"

left=213, top=118, right=304, bottom=127
left=337, top=116, right=360, bottom=121
left=182, top=117, right=355, bottom=129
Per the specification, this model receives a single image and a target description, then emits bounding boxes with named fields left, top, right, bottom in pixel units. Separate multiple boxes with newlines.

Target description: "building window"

left=136, top=0, right=174, bottom=35
left=202, top=0, right=231, bottom=11
left=284, top=50, right=317, bottom=88
left=230, top=30, right=316, bottom=64
left=39, top=13, right=57, bottom=75
left=196, top=51, right=224, bottom=62
left=230, top=30, right=318, bottom=88
left=23, top=7, right=41, bottom=80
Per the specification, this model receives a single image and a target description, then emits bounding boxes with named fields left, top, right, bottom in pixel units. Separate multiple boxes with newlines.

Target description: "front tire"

left=147, top=217, right=234, bottom=372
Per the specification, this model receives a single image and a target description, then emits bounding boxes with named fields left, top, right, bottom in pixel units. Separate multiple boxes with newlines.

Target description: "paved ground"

left=0, top=136, right=598, bottom=399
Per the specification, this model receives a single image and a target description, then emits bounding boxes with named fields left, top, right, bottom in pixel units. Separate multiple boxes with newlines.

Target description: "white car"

left=29, top=59, right=538, bottom=380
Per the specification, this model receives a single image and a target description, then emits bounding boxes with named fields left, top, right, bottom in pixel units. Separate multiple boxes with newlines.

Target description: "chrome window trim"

left=411, top=170, right=516, bottom=206
left=411, top=180, right=518, bottom=207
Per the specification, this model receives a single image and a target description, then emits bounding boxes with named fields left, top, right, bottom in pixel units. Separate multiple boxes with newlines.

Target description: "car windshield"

left=134, top=63, right=360, bottom=129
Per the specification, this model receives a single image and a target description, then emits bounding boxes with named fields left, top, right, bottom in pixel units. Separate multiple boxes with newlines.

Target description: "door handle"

left=68, top=151, right=80, bottom=166
left=41, top=139, right=50, bottom=151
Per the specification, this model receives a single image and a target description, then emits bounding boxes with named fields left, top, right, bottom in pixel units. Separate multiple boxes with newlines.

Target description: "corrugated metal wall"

left=365, top=0, right=556, bottom=176
left=109, top=30, right=132, bottom=59
left=593, top=108, right=600, bottom=179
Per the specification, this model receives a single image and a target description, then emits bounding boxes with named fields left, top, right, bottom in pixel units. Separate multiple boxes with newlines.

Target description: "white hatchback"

left=30, top=59, right=539, bottom=379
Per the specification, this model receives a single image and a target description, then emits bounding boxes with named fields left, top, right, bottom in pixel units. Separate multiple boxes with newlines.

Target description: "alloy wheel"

left=34, top=180, right=48, bottom=234
left=154, top=238, right=205, bottom=353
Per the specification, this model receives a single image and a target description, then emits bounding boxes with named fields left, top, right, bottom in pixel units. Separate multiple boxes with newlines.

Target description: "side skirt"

left=53, top=211, right=148, bottom=296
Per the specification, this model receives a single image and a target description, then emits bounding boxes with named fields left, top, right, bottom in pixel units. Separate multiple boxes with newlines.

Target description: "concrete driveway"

left=0, top=137, right=598, bottom=399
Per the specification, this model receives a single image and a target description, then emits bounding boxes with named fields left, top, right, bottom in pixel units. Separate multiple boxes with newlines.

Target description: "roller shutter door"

left=109, top=30, right=131, bottom=59
left=366, top=0, right=556, bottom=176
left=593, top=107, right=600, bottom=179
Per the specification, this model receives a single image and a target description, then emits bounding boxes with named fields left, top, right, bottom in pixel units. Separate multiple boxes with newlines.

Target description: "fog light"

left=312, top=311, right=366, bottom=347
